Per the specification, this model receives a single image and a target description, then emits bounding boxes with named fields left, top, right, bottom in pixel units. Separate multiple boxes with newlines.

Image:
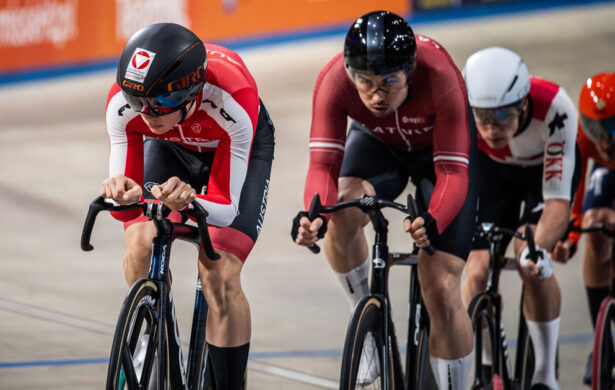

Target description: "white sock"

left=526, top=317, right=560, bottom=390
left=429, top=352, right=473, bottom=390
left=333, top=257, right=370, bottom=311
left=481, top=325, right=492, bottom=365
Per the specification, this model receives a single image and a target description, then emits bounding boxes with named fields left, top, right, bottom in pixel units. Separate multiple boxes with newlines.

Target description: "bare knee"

left=326, top=177, right=374, bottom=242
left=199, top=251, right=244, bottom=312
left=584, top=209, right=615, bottom=260
left=123, top=222, right=156, bottom=284
left=419, top=252, right=465, bottom=316
left=465, top=251, right=490, bottom=294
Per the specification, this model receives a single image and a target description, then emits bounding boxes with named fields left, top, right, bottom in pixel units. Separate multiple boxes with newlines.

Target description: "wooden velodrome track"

left=1, top=3, right=615, bottom=389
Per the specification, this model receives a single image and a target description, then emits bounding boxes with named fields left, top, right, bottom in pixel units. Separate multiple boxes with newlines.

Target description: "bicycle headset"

left=579, top=72, right=615, bottom=143
left=463, top=47, right=530, bottom=126
left=343, top=10, right=417, bottom=79
left=117, top=23, right=206, bottom=124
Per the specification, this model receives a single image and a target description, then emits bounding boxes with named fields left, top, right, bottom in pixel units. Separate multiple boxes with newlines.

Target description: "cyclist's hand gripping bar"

left=81, top=196, right=220, bottom=260
left=306, top=194, right=324, bottom=254
left=523, top=223, right=538, bottom=263
left=406, top=194, right=435, bottom=256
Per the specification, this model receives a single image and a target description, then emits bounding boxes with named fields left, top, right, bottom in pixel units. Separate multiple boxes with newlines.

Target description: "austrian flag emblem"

left=125, top=47, right=157, bottom=83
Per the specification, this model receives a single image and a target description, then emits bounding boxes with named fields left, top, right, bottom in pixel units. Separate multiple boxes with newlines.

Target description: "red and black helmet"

left=117, top=23, right=206, bottom=116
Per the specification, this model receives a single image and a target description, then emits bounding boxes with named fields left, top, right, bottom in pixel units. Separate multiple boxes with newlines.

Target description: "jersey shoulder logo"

left=125, top=48, right=156, bottom=83
left=548, top=111, right=568, bottom=136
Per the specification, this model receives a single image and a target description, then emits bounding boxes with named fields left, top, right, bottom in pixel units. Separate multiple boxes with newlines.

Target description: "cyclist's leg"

left=582, top=207, right=614, bottom=324
left=415, top=165, right=478, bottom=388
left=328, top=123, right=407, bottom=310
left=198, top=249, right=250, bottom=389
left=123, top=221, right=157, bottom=285
left=515, top=217, right=561, bottom=390
left=581, top=164, right=615, bottom=324
left=420, top=251, right=473, bottom=388
left=198, top=107, right=274, bottom=389
left=409, top=106, right=478, bottom=389
left=580, top=164, right=615, bottom=384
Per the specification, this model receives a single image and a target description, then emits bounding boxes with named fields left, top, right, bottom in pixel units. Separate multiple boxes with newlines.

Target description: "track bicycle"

left=468, top=222, right=548, bottom=390
left=304, top=192, right=437, bottom=390
left=81, top=196, right=220, bottom=390
left=566, top=223, right=615, bottom=390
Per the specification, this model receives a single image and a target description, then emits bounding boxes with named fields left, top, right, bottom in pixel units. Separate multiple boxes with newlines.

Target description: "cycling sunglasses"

left=123, top=82, right=203, bottom=116
left=472, top=103, right=522, bottom=127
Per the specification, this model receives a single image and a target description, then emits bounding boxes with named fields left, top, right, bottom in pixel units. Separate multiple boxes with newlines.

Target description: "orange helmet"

left=579, top=72, right=615, bottom=142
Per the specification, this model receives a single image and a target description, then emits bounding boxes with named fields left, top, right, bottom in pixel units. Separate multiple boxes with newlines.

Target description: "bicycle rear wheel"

left=339, top=296, right=389, bottom=390
left=592, top=297, right=615, bottom=390
left=106, top=279, right=163, bottom=390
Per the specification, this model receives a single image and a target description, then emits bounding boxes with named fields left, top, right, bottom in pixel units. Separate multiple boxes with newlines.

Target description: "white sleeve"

left=542, top=87, right=578, bottom=201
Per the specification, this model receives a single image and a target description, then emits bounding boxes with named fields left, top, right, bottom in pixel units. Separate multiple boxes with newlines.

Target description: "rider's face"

left=139, top=110, right=184, bottom=134
left=473, top=101, right=526, bottom=149
left=353, top=71, right=409, bottom=118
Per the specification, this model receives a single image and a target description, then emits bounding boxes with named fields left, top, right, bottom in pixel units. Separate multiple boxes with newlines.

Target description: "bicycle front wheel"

left=467, top=292, right=506, bottom=389
left=339, top=296, right=389, bottom=390
left=592, top=297, right=615, bottom=390
left=106, top=279, right=162, bottom=390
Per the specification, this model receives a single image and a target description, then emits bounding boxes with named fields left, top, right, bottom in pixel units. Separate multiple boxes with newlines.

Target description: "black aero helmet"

left=117, top=23, right=206, bottom=116
left=344, top=11, right=416, bottom=77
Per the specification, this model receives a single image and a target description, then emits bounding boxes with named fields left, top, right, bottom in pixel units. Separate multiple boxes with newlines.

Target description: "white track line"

left=0, top=298, right=339, bottom=388
left=0, top=298, right=115, bottom=335
left=248, top=360, right=339, bottom=389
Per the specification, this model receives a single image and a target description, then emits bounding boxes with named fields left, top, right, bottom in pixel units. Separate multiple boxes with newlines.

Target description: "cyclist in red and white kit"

left=102, top=23, right=274, bottom=389
left=462, top=47, right=580, bottom=390
left=291, top=11, right=478, bottom=388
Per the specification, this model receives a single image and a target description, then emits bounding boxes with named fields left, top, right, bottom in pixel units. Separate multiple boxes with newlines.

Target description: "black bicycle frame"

left=474, top=223, right=538, bottom=389
left=366, top=206, right=406, bottom=389
left=81, top=197, right=219, bottom=390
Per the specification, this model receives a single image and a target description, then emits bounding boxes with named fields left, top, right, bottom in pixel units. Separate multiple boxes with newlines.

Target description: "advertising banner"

left=0, top=0, right=408, bottom=75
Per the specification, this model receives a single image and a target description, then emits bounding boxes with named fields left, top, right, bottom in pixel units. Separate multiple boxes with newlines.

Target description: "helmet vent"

left=506, top=75, right=518, bottom=93
left=160, top=60, right=182, bottom=79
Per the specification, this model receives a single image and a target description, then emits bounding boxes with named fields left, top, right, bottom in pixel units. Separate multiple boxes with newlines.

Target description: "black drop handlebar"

left=80, top=196, right=219, bottom=260
left=474, top=222, right=538, bottom=262
left=306, top=193, right=435, bottom=256
left=568, top=223, right=615, bottom=237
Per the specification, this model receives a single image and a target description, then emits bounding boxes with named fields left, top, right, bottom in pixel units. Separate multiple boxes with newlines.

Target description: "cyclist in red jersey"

left=553, top=72, right=615, bottom=386
left=463, top=47, right=580, bottom=390
left=291, top=11, right=478, bottom=388
left=102, top=23, right=274, bottom=389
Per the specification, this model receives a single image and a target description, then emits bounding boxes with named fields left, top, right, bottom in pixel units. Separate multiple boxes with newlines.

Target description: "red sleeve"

left=304, top=56, right=348, bottom=212
left=427, top=54, right=471, bottom=233
left=569, top=127, right=596, bottom=244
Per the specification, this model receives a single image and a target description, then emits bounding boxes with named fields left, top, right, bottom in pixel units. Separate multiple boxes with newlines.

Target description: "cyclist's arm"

left=303, top=59, right=349, bottom=212
left=534, top=198, right=570, bottom=252
left=428, top=68, right=471, bottom=233
left=538, top=87, right=578, bottom=249
left=194, top=87, right=259, bottom=227
left=568, top=129, right=595, bottom=244
left=105, top=84, right=146, bottom=221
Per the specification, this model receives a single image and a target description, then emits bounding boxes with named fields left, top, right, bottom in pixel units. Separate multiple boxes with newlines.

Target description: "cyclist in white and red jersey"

left=291, top=11, right=478, bottom=388
left=462, top=47, right=580, bottom=390
left=102, top=23, right=274, bottom=389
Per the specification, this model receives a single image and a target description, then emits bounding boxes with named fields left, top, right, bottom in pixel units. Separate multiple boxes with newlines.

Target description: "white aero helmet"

left=463, top=47, right=530, bottom=109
